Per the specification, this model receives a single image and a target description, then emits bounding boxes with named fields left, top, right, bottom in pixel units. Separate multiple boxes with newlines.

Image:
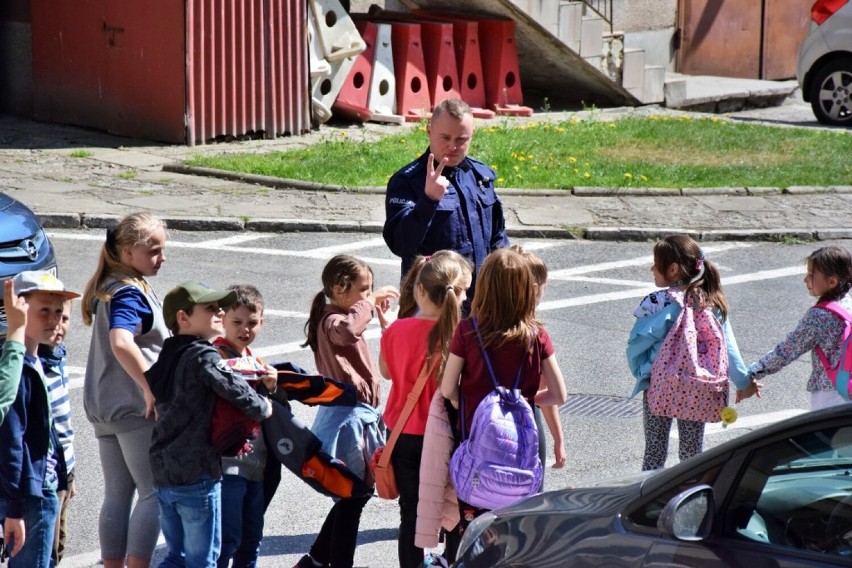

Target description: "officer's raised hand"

left=425, top=153, right=450, bottom=201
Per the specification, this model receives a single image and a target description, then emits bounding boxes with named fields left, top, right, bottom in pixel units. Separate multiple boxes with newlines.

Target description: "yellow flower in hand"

left=720, top=407, right=738, bottom=428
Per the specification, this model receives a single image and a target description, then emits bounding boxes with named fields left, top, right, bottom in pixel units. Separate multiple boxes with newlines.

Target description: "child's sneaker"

left=293, top=553, right=327, bottom=568
left=422, top=551, right=450, bottom=567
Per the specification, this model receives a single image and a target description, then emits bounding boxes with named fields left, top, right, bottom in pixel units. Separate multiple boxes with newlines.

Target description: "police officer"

left=383, top=98, right=509, bottom=304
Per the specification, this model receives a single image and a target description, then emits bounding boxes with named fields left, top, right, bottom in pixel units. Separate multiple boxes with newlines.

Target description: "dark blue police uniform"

left=383, top=150, right=509, bottom=295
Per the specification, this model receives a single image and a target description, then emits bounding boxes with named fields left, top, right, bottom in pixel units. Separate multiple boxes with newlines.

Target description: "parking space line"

left=48, top=232, right=400, bottom=266
left=302, top=237, right=388, bottom=256
left=251, top=326, right=382, bottom=359
left=672, top=409, right=809, bottom=438
left=192, top=234, right=270, bottom=247
left=514, top=241, right=566, bottom=251
left=562, top=276, right=652, bottom=287
left=540, top=263, right=804, bottom=311
left=548, top=243, right=754, bottom=279
left=264, top=309, right=310, bottom=319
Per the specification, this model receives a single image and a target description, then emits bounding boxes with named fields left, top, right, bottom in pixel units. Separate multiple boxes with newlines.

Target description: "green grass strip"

left=185, top=116, right=852, bottom=189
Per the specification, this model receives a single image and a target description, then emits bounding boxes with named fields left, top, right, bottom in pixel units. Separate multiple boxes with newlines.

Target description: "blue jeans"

left=217, top=475, right=264, bottom=568
left=155, top=478, right=221, bottom=568
left=0, top=486, right=59, bottom=568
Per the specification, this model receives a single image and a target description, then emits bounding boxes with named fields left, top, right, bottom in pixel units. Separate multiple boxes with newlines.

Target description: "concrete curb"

left=38, top=212, right=847, bottom=243
left=162, top=164, right=852, bottom=197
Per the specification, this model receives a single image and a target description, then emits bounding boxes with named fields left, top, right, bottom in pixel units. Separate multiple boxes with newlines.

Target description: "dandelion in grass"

left=640, top=175, right=649, bottom=182
left=624, top=173, right=633, bottom=180
left=513, top=165, right=520, bottom=172
left=609, top=123, right=617, bottom=128
left=497, top=177, right=505, bottom=184
left=584, top=172, right=591, bottom=179
left=568, top=156, right=577, bottom=164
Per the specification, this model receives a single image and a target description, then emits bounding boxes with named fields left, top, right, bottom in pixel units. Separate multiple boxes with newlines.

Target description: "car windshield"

left=726, top=426, right=852, bottom=558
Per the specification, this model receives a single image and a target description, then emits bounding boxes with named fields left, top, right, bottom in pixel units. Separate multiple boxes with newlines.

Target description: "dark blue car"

left=455, top=404, right=852, bottom=567
left=0, top=193, right=57, bottom=337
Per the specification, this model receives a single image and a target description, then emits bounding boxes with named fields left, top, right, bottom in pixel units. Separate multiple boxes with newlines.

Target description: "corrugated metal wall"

left=187, top=0, right=311, bottom=144
left=31, top=0, right=310, bottom=145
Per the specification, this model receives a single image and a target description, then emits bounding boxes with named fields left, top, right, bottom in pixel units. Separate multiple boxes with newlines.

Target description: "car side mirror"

left=657, top=484, right=714, bottom=541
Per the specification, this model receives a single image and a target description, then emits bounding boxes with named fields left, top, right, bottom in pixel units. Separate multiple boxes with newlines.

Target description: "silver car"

left=0, top=193, right=57, bottom=338
left=796, top=0, right=852, bottom=126
left=455, top=404, right=852, bottom=567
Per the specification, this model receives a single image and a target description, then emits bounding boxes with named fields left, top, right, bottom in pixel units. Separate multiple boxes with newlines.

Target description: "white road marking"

left=251, top=326, right=383, bottom=359
left=722, top=265, right=806, bottom=284
left=514, top=241, right=565, bottom=251
left=50, top=233, right=793, bottom=364
left=192, top=234, right=269, bottom=247
left=47, top=232, right=400, bottom=266
left=671, top=409, right=809, bottom=438
left=303, top=237, right=388, bottom=256
left=548, top=243, right=754, bottom=279
left=540, top=262, right=806, bottom=311
left=562, top=276, right=652, bottom=287
left=264, top=309, right=310, bottom=319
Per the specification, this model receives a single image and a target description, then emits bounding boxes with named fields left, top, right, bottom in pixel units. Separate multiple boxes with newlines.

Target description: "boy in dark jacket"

left=145, top=281, right=276, bottom=567
left=0, top=271, right=77, bottom=567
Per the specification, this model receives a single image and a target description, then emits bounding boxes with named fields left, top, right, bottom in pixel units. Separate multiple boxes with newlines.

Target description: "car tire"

left=808, top=57, right=852, bottom=126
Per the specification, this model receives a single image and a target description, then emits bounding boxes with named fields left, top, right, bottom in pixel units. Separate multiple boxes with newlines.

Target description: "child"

left=0, top=281, right=27, bottom=425
left=746, top=245, right=852, bottom=410
left=81, top=212, right=167, bottom=568
left=626, top=235, right=756, bottom=471
left=39, top=300, right=76, bottom=566
left=510, top=245, right=567, bottom=471
left=379, top=251, right=471, bottom=568
left=145, top=281, right=277, bottom=567
left=440, top=248, right=567, bottom=531
left=298, top=254, right=398, bottom=568
left=213, top=284, right=275, bottom=568
left=0, top=270, right=77, bottom=567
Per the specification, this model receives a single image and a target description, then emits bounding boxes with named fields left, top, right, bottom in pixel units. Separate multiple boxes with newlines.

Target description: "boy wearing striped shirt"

left=39, top=300, right=75, bottom=565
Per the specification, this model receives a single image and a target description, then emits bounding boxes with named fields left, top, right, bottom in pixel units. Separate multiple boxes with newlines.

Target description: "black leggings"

left=309, top=494, right=371, bottom=567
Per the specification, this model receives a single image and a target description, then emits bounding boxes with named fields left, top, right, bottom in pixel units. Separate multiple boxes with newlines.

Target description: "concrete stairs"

left=511, top=0, right=665, bottom=104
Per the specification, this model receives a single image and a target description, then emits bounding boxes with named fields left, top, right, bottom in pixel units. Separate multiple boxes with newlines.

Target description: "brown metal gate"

left=676, top=0, right=811, bottom=80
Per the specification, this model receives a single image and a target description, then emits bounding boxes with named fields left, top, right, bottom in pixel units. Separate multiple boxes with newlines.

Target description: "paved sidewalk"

left=2, top=101, right=851, bottom=241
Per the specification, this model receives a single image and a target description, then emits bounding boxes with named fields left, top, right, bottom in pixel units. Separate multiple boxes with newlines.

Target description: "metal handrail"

left=582, top=0, right=613, bottom=32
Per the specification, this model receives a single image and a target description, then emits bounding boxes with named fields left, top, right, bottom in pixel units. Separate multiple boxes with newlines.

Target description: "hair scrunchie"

left=690, top=249, right=706, bottom=284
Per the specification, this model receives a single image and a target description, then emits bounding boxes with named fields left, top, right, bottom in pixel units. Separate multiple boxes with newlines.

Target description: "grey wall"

left=612, top=0, right=677, bottom=32
left=0, top=21, right=32, bottom=116
left=349, top=0, right=405, bottom=13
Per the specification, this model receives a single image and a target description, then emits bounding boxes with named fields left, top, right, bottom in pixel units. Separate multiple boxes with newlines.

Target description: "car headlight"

left=456, top=511, right=497, bottom=564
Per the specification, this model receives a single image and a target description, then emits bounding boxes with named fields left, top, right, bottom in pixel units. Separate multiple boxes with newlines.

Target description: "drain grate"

left=560, top=395, right=643, bottom=418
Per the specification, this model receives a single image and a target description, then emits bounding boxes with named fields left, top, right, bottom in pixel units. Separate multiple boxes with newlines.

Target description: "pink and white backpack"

left=814, top=301, right=852, bottom=400
left=647, top=289, right=730, bottom=423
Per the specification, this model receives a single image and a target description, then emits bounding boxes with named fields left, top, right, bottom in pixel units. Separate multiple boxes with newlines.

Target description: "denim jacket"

left=312, top=403, right=385, bottom=484
left=626, top=292, right=750, bottom=398
left=0, top=356, right=66, bottom=518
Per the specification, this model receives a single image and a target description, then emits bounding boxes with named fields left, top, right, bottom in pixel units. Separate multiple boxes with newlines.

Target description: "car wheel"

left=809, top=57, right=852, bottom=126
